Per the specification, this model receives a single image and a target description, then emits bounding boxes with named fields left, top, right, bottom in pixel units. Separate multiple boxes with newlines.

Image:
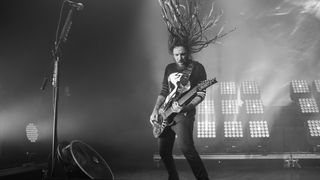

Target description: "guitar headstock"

left=197, top=78, right=218, bottom=91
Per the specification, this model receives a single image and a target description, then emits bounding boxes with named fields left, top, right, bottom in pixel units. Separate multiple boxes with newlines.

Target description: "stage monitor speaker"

left=57, top=140, right=114, bottom=180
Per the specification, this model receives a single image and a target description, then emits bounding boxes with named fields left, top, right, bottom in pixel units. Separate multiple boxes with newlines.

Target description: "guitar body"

left=152, top=109, right=175, bottom=138
left=152, top=122, right=163, bottom=138
left=152, top=78, right=218, bottom=138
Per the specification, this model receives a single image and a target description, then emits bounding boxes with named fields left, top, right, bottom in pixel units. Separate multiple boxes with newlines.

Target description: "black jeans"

left=159, top=113, right=209, bottom=180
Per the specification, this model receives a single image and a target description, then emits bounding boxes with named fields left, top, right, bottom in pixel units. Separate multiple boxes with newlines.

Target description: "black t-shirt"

left=160, top=60, right=207, bottom=115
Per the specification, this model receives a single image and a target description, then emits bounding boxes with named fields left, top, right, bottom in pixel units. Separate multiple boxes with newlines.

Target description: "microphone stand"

left=49, top=4, right=76, bottom=177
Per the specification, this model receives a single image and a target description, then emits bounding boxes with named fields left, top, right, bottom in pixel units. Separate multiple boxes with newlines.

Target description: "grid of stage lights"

left=197, top=121, right=216, bottom=138
left=249, top=121, right=270, bottom=138
left=221, top=100, right=239, bottom=114
left=241, top=81, right=259, bottom=94
left=245, top=99, right=264, bottom=114
left=291, top=80, right=310, bottom=93
left=224, top=121, right=243, bottom=138
left=26, top=123, right=39, bottom=143
left=314, top=80, right=320, bottom=93
left=298, top=98, right=319, bottom=113
left=220, top=82, right=236, bottom=95
left=307, top=120, right=320, bottom=137
left=196, top=100, right=215, bottom=138
left=197, top=100, right=215, bottom=114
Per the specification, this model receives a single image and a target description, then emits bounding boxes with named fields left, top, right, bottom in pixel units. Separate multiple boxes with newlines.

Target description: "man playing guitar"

left=149, top=43, right=210, bottom=180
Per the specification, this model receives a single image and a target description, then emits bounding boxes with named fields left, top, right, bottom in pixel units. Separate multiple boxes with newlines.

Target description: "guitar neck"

left=178, top=86, right=197, bottom=105
left=162, top=86, right=198, bottom=119
left=163, top=107, right=173, bottom=120
left=161, top=78, right=216, bottom=122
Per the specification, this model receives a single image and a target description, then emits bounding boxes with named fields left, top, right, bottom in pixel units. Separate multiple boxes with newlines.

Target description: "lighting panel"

left=26, top=123, right=39, bottom=143
left=224, top=121, right=243, bottom=138
left=245, top=99, right=264, bottom=114
left=221, top=100, right=239, bottom=114
left=291, top=80, right=310, bottom=93
left=314, top=80, right=320, bottom=93
left=220, top=82, right=237, bottom=95
left=241, top=81, right=259, bottom=95
left=249, top=121, right=270, bottom=138
left=196, top=100, right=215, bottom=138
left=197, top=121, right=216, bottom=138
left=307, top=120, right=320, bottom=137
left=298, top=98, right=319, bottom=113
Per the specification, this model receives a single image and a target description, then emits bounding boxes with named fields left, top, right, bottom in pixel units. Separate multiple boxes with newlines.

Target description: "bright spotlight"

left=197, top=99, right=215, bottom=114
left=220, top=82, right=237, bottom=98
left=26, top=123, right=39, bottom=143
left=197, top=121, right=216, bottom=138
left=307, top=120, right=320, bottom=137
left=196, top=100, right=216, bottom=138
left=311, top=80, right=320, bottom=101
left=249, top=121, right=270, bottom=138
left=244, top=99, right=264, bottom=114
left=290, top=80, right=311, bottom=101
left=313, top=80, right=320, bottom=93
left=298, top=98, right=319, bottom=113
left=240, top=81, right=260, bottom=99
left=291, top=80, right=310, bottom=93
left=221, top=100, right=239, bottom=114
left=305, top=120, right=320, bottom=151
left=224, top=121, right=243, bottom=138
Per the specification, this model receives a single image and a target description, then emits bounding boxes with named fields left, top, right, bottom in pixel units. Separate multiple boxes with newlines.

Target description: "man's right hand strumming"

left=150, top=95, right=165, bottom=126
left=149, top=110, right=159, bottom=126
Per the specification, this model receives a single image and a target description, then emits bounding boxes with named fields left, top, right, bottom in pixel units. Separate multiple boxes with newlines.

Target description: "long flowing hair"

left=158, top=0, right=234, bottom=54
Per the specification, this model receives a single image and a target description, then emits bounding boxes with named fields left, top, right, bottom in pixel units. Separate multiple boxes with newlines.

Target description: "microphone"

left=64, top=0, right=84, bottom=11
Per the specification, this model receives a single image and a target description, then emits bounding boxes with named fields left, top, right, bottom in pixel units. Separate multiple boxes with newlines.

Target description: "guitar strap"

left=176, top=62, right=194, bottom=93
left=170, top=62, right=194, bottom=125
left=162, top=62, right=194, bottom=120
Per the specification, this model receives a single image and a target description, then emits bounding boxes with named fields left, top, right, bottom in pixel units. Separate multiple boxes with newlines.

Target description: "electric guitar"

left=152, top=78, right=218, bottom=138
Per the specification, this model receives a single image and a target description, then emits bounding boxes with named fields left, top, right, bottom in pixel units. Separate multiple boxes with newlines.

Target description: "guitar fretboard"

left=178, top=87, right=197, bottom=105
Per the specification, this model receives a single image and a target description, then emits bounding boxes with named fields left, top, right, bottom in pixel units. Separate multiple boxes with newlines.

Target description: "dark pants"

left=159, top=113, right=209, bottom=180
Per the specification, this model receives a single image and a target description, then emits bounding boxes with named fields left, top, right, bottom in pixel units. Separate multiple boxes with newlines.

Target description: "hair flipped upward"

left=158, top=0, right=235, bottom=55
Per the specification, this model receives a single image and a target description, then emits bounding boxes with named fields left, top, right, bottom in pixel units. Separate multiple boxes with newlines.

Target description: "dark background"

left=0, top=0, right=161, bottom=171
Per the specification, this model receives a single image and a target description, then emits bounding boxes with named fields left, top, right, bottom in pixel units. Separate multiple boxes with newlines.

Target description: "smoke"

left=195, top=0, right=320, bottom=107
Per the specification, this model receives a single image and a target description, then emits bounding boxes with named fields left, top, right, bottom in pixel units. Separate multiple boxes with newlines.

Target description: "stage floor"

left=114, top=167, right=320, bottom=180
left=1, top=159, right=320, bottom=180
left=113, top=156, right=320, bottom=180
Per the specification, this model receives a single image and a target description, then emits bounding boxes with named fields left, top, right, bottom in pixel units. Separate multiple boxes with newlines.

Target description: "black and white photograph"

left=1, top=0, right=320, bottom=179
